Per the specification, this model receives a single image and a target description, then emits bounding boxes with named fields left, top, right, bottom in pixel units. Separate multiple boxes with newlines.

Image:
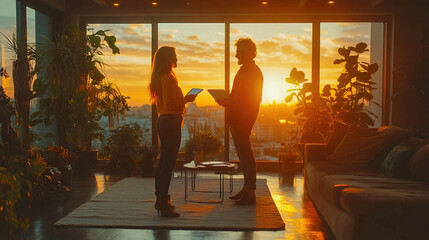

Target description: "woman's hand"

left=184, top=94, right=197, bottom=103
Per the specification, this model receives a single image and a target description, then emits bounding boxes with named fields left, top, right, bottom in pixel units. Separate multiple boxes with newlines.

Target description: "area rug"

left=55, top=177, right=285, bottom=231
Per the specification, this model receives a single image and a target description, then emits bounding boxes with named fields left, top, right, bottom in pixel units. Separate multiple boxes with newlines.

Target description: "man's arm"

left=216, top=97, right=232, bottom=107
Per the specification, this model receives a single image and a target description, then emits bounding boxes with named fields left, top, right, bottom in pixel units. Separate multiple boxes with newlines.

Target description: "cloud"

left=116, top=47, right=152, bottom=57
left=230, top=28, right=255, bottom=39
left=160, top=33, right=175, bottom=40
left=124, top=24, right=150, bottom=36
left=117, top=35, right=151, bottom=48
left=186, top=35, right=200, bottom=41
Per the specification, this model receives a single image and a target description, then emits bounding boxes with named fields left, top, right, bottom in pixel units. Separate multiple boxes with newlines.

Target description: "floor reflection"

left=17, top=172, right=333, bottom=240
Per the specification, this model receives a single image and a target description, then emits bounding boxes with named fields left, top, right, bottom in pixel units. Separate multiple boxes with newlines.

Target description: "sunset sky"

left=89, top=22, right=372, bottom=107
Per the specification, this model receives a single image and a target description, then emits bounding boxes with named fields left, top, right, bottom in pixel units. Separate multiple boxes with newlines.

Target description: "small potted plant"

left=136, top=145, right=154, bottom=177
left=103, top=123, right=145, bottom=173
left=185, top=131, right=223, bottom=164
left=184, top=137, right=203, bottom=164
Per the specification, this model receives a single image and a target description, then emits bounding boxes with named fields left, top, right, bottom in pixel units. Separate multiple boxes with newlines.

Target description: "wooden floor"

left=12, top=171, right=334, bottom=240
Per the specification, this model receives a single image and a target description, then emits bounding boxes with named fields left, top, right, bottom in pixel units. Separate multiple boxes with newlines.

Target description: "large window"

left=229, top=23, right=312, bottom=161
left=159, top=23, right=225, bottom=159
left=84, top=20, right=388, bottom=163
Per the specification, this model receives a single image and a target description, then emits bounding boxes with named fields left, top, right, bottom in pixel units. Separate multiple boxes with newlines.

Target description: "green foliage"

left=103, top=123, right=147, bottom=173
left=322, top=42, right=379, bottom=127
left=185, top=131, right=223, bottom=160
left=184, top=137, right=202, bottom=161
left=1, top=32, right=36, bottom=147
left=285, top=68, right=331, bottom=142
left=44, top=146, right=71, bottom=168
left=0, top=169, right=29, bottom=235
left=0, top=150, right=47, bottom=235
left=285, top=42, right=380, bottom=142
left=33, top=25, right=129, bottom=150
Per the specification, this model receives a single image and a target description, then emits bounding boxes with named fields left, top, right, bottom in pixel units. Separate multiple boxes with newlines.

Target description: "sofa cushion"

left=380, top=144, right=416, bottom=179
left=326, top=121, right=349, bottom=153
left=338, top=179, right=429, bottom=216
left=318, top=170, right=387, bottom=208
left=327, top=126, right=403, bottom=170
left=408, top=143, right=429, bottom=182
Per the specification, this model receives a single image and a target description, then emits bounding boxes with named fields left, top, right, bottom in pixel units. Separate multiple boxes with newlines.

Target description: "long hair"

left=148, top=46, right=176, bottom=101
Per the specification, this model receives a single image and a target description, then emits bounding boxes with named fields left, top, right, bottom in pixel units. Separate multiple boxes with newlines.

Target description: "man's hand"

left=216, top=98, right=231, bottom=107
left=184, top=94, right=197, bottom=103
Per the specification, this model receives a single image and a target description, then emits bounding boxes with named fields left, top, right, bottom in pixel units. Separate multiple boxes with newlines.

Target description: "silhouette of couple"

left=148, top=38, right=263, bottom=217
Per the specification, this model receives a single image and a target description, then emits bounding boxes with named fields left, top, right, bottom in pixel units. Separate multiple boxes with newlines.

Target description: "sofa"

left=304, top=125, right=429, bottom=240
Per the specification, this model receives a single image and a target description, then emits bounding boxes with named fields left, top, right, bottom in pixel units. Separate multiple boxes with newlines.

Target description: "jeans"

left=155, top=114, right=183, bottom=198
left=230, top=125, right=257, bottom=190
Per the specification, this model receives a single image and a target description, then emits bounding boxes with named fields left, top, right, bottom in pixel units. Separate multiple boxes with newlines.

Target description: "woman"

left=148, top=46, right=196, bottom=217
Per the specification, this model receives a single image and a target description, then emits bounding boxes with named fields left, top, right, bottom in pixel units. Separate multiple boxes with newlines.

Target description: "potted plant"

left=185, top=131, right=223, bottom=164
left=136, top=145, right=155, bottom=177
left=103, top=123, right=147, bottom=173
left=184, top=137, right=203, bottom=163
left=322, top=42, right=379, bottom=127
left=285, top=67, right=331, bottom=143
left=1, top=33, right=36, bottom=147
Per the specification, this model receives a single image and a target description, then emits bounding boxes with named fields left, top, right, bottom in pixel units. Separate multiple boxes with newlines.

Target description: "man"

left=216, top=38, right=263, bottom=205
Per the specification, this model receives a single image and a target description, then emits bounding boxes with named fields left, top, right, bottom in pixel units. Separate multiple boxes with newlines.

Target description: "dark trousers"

left=155, top=114, right=182, bottom=198
left=230, top=126, right=257, bottom=190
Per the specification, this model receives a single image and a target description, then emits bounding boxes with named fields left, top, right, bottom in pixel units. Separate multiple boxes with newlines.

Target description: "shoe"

left=229, top=189, right=244, bottom=200
left=167, top=195, right=176, bottom=210
left=235, top=190, right=256, bottom=205
left=155, top=196, right=180, bottom=217
left=155, top=195, right=175, bottom=210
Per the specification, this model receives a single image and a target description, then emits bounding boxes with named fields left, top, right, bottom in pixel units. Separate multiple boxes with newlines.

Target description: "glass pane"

left=230, top=23, right=312, bottom=162
left=0, top=0, right=16, bottom=97
left=87, top=24, right=152, bottom=150
left=26, top=7, right=35, bottom=44
left=158, top=23, right=225, bottom=161
left=321, top=23, right=383, bottom=127
left=29, top=8, right=53, bottom=146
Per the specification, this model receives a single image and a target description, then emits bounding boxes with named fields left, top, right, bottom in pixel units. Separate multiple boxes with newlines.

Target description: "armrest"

left=304, top=143, right=330, bottom=164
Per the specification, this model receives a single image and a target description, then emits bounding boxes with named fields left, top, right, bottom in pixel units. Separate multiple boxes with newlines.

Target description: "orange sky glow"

left=89, top=23, right=371, bottom=107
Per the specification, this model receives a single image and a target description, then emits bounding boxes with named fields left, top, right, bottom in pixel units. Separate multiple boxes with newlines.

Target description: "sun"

left=261, top=73, right=293, bottom=105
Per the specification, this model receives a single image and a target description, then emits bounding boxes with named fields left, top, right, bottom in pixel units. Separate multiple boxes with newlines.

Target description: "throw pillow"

left=377, top=125, right=413, bottom=139
left=380, top=144, right=417, bottom=179
left=368, top=126, right=415, bottom=168
left=326, top=121, right=349, bottom=154
left=327, top=126, right=392, bottom=169
left=407, top=143, right=429, bottom=182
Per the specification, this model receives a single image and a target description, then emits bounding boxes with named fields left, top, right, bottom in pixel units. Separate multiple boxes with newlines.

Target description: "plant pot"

left=61, top=164, right=73, bottom=189
left=193, top=150, right=204, bottom=165
left=74, top=150, right=97, bottom=175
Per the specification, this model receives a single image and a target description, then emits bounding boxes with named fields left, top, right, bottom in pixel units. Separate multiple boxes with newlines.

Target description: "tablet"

left=207, top=89, right=229, bottom=100
left=186, top=88, right=203, bottom=96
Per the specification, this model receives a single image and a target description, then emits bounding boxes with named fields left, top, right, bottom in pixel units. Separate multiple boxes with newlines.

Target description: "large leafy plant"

left=1, top=33, right=36, bottom=147
left=285, top=68, right=331, bottom=142
left=33, top=25, right=129, bottom=150
left=322, top=42, right=379, bottom=127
